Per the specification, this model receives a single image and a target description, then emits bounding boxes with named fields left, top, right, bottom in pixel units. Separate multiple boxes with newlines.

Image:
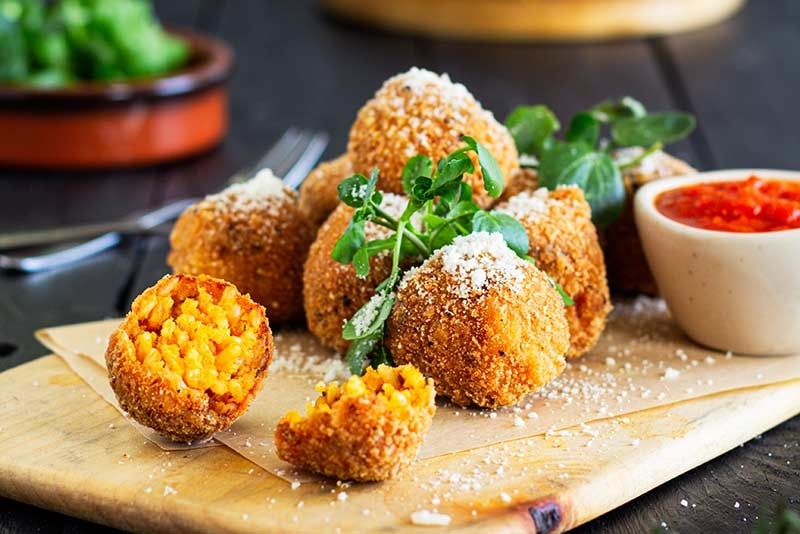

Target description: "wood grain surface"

left=0, top=354, right=797, bottom=533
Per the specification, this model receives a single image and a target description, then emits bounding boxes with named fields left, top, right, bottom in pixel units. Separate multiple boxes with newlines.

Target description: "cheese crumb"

left=410, top=510, right=453, bottom=526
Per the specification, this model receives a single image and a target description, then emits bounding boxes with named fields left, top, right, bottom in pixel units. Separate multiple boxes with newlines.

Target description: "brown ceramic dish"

left=0, top=28, right=233, bottom=169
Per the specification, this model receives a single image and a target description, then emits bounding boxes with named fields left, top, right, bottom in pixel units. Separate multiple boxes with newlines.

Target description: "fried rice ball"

left=605, top=148, right=697, bottom=295
left=303, top=193, right=411, bottom=353
left=497, top=186, right=611, bottom=358
left=275, top=364, right=435, bottom=481
left=386, top=232, right=569, bottom=408
left=299, top=153, right=354, bottom=228
left=105, top=273, right=273, bottom=444
left=497, top=166, right=539, bottom=203
left=347, top=67, right=518, bottom=208
left=168, top=169, right=315, bottom=325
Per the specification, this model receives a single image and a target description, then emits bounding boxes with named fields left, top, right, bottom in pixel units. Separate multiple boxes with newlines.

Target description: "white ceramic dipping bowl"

left=634, top=169, right=800, bottom=355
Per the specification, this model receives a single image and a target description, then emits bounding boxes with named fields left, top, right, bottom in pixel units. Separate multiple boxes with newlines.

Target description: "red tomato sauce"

left=655, top=176, right=800, bottom=232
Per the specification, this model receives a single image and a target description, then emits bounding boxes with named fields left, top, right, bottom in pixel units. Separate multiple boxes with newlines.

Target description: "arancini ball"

left=303, top=193, right=411, bottom=353
left=168, top=169, right=315, bottom=325
left=299, top=153, right=354, bottom=228
left=105, top=273, right=273, bottom=444
left=497, top=186, right=611, bottom=358
left=347, top=67, right=518, bottom=208
left=386, top=232, right=569, bottom=408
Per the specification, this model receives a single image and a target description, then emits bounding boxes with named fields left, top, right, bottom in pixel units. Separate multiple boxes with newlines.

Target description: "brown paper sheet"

left=36, top=297, right=800, bottom=482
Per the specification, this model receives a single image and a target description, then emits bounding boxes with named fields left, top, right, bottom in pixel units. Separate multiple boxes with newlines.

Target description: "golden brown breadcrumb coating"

left=303, top=194, right=412, bottom=353
left=299, top=153, right=354, bottom=228
left=275, top=364, right=435, bottom=481
left=347, top=67, right=518, bottom=208
left=386, top=232, right=569, bottom=408
left=168, top=170, right=315, bottom=324
left=604, top=149, right=697, bottom=295
left=497, top=186, right=611, bottom=358
left=497, top=166, right=539, bottom=203
left=105, top=273, right=273, bottom=443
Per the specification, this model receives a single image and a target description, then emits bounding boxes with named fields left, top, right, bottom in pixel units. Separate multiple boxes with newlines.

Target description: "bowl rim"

left=0, top=27, right=233, bottom=105
left=634, top=168, right=800, bottom=240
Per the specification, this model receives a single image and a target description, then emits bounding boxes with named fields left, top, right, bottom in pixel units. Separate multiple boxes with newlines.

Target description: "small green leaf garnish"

left=504, top=97, right=695, bottom=227
left=538, top=142, right=625, bottom=230
left=611, top=112, right=696, bottom=147
left=504, top=105, right=560, bottom=157
left=472, top=211, right=529, bottom=257
left=332, top=139, right=565, bottom=374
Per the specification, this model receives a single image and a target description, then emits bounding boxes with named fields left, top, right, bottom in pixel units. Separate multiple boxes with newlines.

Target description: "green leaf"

left=342, top=292, right=396, bottom=340
left=346, top=337, right=378, bottom=375
left=472, top=211, right=530, bottom=257
left=611, top=112, right=696, bottom=147
left=337, top=174, right=371, bottom=208
left=565, top=112, right=600, bottom=146
left=410, top=176, right=434, bottom=202
left=539, top=142, right=625, bottom=229
left=504, top=105, right=560, bottom=157
left=331, top=219, right=365, bottom=263
left=353, top=245, right=370, bottom=278
left=462, top=136, right=505, bottom=198
left=590, top=96, right=647, bottom=122
left=401, top=154, right=433, bottom=196
left=433, top=150, right=473, bottom=191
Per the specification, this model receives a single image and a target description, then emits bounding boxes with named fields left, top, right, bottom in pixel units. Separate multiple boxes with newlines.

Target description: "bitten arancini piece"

left=347, top=67, right=518, bottom=208
left=497, top=186, right=611, bottom=358
left=275, top=364, right=435, bottom=482
left=386, top=232, right=569, bottom=408
left=168, top=169, right=315, bottom=325
left=105, top=274, right=273, bottom=444
left=299, top=153, right=354, bottom=228
left=303, top=193, right=411, bottom=353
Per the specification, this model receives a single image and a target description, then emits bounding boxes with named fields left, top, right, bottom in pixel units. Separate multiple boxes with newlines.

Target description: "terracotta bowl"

left=0, top=28, right=233, bottom=169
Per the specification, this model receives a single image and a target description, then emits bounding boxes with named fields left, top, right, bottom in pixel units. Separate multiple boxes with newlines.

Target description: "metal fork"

left=0, top=128, right=329, bottom=273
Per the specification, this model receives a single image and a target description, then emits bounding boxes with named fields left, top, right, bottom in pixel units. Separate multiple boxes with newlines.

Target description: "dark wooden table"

left=1, top=1, right=798, bottom=532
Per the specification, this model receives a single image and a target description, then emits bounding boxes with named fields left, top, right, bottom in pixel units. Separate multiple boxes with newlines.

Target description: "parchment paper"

left=36, top=297, right=800, bottom=482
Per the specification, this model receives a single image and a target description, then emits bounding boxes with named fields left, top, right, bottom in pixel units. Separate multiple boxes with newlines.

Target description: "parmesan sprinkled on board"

left=410, top=509, right=453, bottom=526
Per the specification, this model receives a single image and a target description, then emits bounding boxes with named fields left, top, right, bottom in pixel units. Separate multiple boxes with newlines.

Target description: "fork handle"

left=0, top=198, right=195, bottom=250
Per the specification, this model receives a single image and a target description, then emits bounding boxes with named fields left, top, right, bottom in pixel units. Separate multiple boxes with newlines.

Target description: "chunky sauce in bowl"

left=655, top=175, right=800, bottom=232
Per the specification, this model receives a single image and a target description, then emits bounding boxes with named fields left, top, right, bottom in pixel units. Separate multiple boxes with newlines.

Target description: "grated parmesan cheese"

left=410, top=510, right=452, bottom=526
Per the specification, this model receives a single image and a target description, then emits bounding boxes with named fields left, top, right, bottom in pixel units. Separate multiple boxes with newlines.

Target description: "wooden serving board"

left=1, top=354, right=798, bottom=532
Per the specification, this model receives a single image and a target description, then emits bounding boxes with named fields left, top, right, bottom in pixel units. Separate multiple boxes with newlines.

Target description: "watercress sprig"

left=504, top=97, right=695, bottom=229
left=332, top=137, right=531, bottom=375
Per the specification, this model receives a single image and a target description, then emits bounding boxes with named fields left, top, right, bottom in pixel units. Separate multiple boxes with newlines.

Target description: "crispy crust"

left=497, top=186, right=611, bottom=358
left=497, top=166, right=539, bottom=203
left=299, top=153, right=354, bottom=228
left=167, top=183, right=315, bottom=325
left=347, top=68, right=518, bottom=208
left=275, top=364, right=436, bottom=481
left=105, top=274, right=273, bottom=443
left=386, top=238, right=569, bottom=408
